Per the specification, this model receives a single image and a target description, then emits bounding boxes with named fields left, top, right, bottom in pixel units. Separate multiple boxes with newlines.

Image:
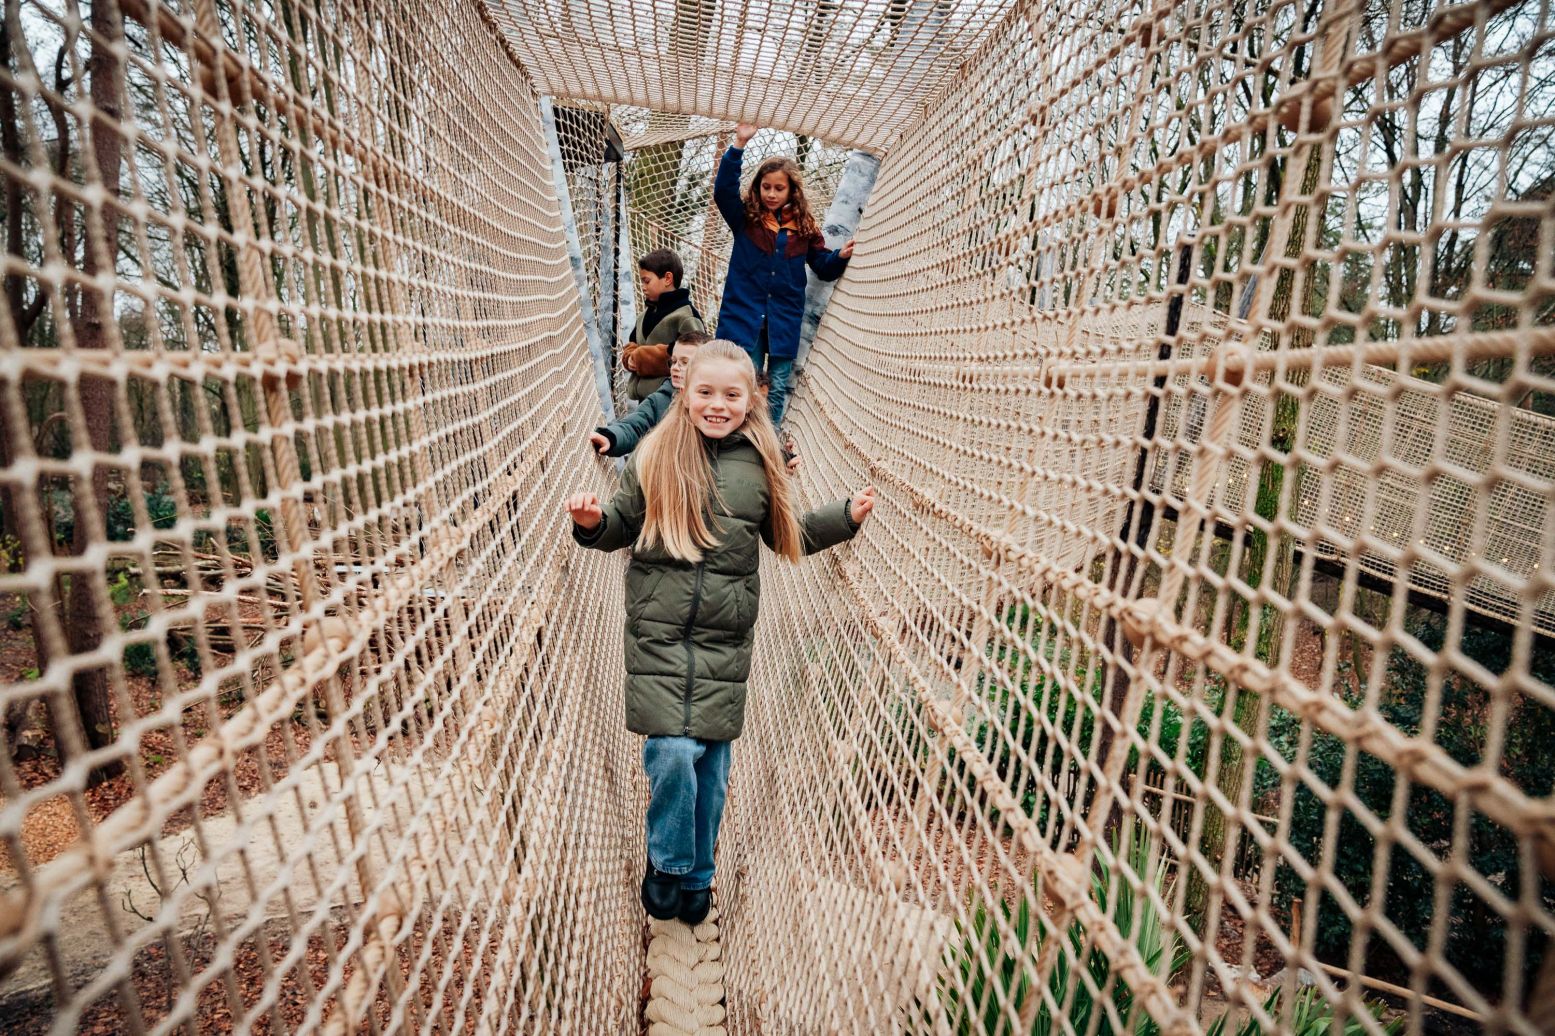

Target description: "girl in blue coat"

left=714, top=123, right=854, bottom=426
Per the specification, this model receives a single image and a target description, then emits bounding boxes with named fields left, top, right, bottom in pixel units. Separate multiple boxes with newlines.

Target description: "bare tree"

left=59, top=0, right=129, bottom=783
left=0, top=14, right=85, bottom=758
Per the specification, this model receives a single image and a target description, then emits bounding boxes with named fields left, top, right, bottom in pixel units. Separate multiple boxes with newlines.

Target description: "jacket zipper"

left=682, top=562, right=707, bottom=735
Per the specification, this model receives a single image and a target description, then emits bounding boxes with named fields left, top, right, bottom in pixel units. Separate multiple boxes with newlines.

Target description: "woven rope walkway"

left=1, top=1, right=1553, bottom=1033
left=645, top=908, right=727, bottom=1036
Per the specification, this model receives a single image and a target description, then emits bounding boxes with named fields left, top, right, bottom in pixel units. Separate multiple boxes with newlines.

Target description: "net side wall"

left=724, top=1, right=1555, bottom=1032
left=0, top=1, right=640, bottom=1030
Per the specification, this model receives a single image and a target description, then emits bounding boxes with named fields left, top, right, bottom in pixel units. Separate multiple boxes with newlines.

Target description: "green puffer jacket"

left=572, top=433, right=858, bottom=740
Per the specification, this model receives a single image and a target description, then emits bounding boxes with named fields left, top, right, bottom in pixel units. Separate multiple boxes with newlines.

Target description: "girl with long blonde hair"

left=567, top=341, right=875, bottom=924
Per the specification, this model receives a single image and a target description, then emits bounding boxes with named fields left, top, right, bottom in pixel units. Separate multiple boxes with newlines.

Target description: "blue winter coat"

left=714, top=147, right=849, bottom=359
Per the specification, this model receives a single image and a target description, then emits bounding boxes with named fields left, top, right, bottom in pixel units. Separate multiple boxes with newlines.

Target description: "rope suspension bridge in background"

left=0, top=0, right=1552, bottom=1033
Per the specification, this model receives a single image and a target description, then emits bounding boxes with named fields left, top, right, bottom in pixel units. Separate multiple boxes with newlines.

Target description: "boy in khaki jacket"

left=622, top=248, right=705, bottom=402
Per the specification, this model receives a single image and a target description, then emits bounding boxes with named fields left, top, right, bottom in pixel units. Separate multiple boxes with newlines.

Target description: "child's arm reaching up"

left=714, top=123, right=758, bottom=232
left=568, top=458, right=647, bottom=551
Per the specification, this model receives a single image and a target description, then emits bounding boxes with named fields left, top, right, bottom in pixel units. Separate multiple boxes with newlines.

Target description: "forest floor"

left=0, top=588, right=325, bottom=877
left=0, top=588, right=1483, bottom=1033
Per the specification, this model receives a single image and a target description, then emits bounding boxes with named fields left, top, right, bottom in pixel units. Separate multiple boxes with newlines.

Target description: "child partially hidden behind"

left=566, top=341, right=876, bottom=923
left=592, top=330, right=710, bottom=457
left=621, top=248, right=705, bottom=403
left=591, top=331, right=801, bottom=471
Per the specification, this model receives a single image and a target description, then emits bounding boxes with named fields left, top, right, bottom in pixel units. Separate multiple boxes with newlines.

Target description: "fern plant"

left=927, top=824, right=1182, bottom=1036
left=924, top=819, right=1401, bottom=1035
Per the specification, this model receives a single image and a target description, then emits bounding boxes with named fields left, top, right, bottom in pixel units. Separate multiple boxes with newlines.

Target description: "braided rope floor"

left=0, top=1, right=1553, bottom=1034
left=645, top=909, right=727, bottom=1036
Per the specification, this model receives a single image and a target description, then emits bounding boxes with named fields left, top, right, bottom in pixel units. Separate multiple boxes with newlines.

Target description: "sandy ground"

left=0, top=757, right=435, bottom=1009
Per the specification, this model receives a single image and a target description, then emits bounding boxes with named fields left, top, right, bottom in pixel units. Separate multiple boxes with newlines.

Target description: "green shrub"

left=48, top=487, right=74, bottom=547
left=1131, top=681, right=1282, bottom=879
left=108, top=570, right=137, bottom=607
left=122, top=640, right=159, bottom=678
left=5, top=594, right=26, bottom=630
left=0, top=533, right=22, bottom=572
left=47, top=485, right=178, bottom=546
left=176, top=636, right=202, bottom=677
left=118, top=606, right=159, bottom=678
left=226, top=508, right=280, bottom=561
left=958, top=605, right=1101, bottom=832
left=964, top=606, right=1278, bottom=875
left=929, top=823, right=1402, bottom=1036
left=106, top=486, right=178, bottom=541
left=1272, top=613, right=1555, bottom=991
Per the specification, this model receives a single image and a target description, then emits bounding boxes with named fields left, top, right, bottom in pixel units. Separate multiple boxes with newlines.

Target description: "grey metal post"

left=796, top=149, right=880, bottom=369
left=597, top=164, right=618, bottom=354
left=539, top=96, right=615, bottom=420
left=616, top=169, right=638, bottom=349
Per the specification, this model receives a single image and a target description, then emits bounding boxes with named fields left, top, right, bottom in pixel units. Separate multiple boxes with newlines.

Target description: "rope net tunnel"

left=0, top=0, right=1552, bottom=1033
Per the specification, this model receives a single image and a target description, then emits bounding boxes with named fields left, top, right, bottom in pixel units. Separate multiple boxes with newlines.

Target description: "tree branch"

left=1, top=15, right=31, bottom=331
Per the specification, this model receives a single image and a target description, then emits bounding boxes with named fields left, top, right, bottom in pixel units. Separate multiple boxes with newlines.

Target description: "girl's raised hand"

left=839, top=238, right=855, bottom=259
left=566, top=492, right=603, bottom=530
left=734, top=122, right=758, bottom=147
left=849, top=486, right=876, bottom=526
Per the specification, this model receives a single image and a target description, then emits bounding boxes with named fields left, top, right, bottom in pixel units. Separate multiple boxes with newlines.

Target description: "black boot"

left=678, top=886, right=711, bottom=926
left=641, top=863, right=680, bottom=921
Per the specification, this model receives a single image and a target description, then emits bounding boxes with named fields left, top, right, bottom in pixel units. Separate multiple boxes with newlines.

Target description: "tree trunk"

left=1185, top=142, right=1325, bottom=923
left=63, top=0, right=128, bottom=784
left=0, top=419, right=49, bottom=753
left=796, top=149, right=879, bottom=365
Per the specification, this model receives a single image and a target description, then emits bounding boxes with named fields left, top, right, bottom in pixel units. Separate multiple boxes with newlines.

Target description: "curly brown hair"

left=742, top=156, right=821, bottom=240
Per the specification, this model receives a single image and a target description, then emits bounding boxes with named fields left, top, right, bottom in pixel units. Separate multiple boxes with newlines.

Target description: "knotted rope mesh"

left=550, top=100, right=853, bottom=413
left=1, top=1, right=1552, bottom=1034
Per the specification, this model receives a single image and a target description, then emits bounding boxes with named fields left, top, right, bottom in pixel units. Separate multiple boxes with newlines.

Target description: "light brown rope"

left=646, top=908, right=729, bottom=1036
left=1, top=1, right=1552, bottom=1034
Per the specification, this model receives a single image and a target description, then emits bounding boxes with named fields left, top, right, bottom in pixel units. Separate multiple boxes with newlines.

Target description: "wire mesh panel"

left=0, top=0, right=638, bottom=1031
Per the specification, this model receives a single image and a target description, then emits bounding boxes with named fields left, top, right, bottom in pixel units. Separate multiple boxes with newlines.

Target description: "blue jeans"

left=642, top=736, right=732, bottom=891
left=743, top=326, right=795, bottom=427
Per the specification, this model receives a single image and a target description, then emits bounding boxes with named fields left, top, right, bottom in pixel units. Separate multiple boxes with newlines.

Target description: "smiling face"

left=668, top=341, right=700, bottom=390
left=759, top=169, right=792, bottom=214
left=686, top=357, right=751, bottom=438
